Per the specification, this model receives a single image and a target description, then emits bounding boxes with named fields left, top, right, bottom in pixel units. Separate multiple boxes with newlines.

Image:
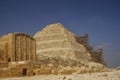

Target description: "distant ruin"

left=0, top=23, right=106, bottom=78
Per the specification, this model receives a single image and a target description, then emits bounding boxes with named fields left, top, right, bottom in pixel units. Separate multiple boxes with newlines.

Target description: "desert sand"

left=0, top=69, right=120, bottom=80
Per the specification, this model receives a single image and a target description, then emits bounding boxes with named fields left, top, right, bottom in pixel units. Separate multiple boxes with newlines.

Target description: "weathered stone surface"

left=34, top=23, right=93, bottom=67
left=0, top=23, right=107, bottom=78
left=0, top=33, right=36, bottom=78
left=0, top=33, right=36, bottom=62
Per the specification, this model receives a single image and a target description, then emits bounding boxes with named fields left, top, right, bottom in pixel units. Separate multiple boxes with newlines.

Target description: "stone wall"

left=0, top=61, right=8, bottom=68
left=0, top=70, right=21, bottom=78
left=76, top=34, right=89, bottom=45
left=0, top=33, right=36, bottom=78
left=0, top=61, right=33, bottom=78
left=0, top=33, right=14, bottom=62
left=75, top=34, right=105, bottom=65
left=75, top=34, right=93, bottom=51
left=90, top=49, right=106, bottom=65
left=14, top=33, right=36, bottom=62
left=0, top=33, right=36, bottom=62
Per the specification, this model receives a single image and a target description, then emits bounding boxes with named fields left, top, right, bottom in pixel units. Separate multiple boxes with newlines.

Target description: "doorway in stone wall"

left=22, top=68, right=27, bottom=76
left=8, top=58, right=11, bottom=62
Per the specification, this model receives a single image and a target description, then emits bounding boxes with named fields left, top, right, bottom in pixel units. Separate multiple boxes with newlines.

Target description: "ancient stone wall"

left=0, top=33, right=36, bottom=78
left=0, top=33, right=14, bottom=62
left=0, top=61, right=33, bottom=78
left=75, top=34, right=105, bottom=65
left=0, top=61, right=8, bottom=68
left=76, top=34, right=89, bottom=45
left=0, top=70, right=21, bottom=78
left=0, top=33, right=36, bottom=62
left=75, top=34, right=93, bottom=51
left=14, top=33, right=36, bottom=62
left=90, top=49, right=106, bottom=65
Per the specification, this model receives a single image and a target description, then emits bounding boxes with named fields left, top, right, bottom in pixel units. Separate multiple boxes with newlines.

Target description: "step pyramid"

left=34, top=23, right=92, bottom=64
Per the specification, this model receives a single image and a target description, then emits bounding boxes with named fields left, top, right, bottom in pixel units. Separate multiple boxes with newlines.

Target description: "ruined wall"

left=75, top=34, right=93, bottom=51
left=0, top=33, right=36, bottom=62
left=76, top=34, right=88, bottom=45
left=90, top=49, right=106, bottom=65
left=0, top=70, right=21, bottom=78
left=14, top=33, right=36, bottom=62
left=0, top=61, right=33, bottom=78
left=0, top=33, right=14, bottom=62
left=75, top=34, right=105, bottom=65
left=0, top=61, right=8, bottom=68
left=0, top=33, right=36, bottom=78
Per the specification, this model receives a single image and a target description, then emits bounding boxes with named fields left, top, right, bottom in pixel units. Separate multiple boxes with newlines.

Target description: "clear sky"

left=0, top=0, right=120, bottom=68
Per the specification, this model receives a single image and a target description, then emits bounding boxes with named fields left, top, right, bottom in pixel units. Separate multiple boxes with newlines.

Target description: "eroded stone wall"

left=0, top=34, right=14, bottom=62
left=14, top=33, right=36, bottom=62
left=75, top=35, right=105, bottom=65
left=0, top=33, right=36, bottom=78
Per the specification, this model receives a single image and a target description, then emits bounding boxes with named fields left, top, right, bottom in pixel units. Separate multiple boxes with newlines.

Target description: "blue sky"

left=0, top=0, right=120, bottom=68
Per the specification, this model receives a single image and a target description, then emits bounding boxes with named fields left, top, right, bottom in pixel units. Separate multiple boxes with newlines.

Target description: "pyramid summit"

left=34, top=23, right=75, bottom=38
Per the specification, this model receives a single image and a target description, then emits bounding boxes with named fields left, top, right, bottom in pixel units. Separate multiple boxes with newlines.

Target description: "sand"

left=0, top=70, right=120, bottom=80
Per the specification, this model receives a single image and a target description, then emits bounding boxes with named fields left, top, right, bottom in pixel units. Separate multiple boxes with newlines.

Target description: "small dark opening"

left=8, top=58, right=11, bottom=62
left=22, top=68, right=27, bottom=76
left=33, top=73, right=35, bottom=76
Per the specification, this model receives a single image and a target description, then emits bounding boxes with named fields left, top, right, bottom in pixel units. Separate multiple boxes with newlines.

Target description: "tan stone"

left=0, top=33, right=36, bottom=78
left=34, top=23, right=92, bottom=67
left=0, top=23, right=107, bottom=78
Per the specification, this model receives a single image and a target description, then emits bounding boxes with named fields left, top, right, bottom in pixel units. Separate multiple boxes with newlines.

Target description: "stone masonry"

left=0, top=23, right=107, bottom=78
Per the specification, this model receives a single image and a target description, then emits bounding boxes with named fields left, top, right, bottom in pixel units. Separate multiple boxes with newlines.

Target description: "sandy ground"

left=0, top=70, right=120, bottom=80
